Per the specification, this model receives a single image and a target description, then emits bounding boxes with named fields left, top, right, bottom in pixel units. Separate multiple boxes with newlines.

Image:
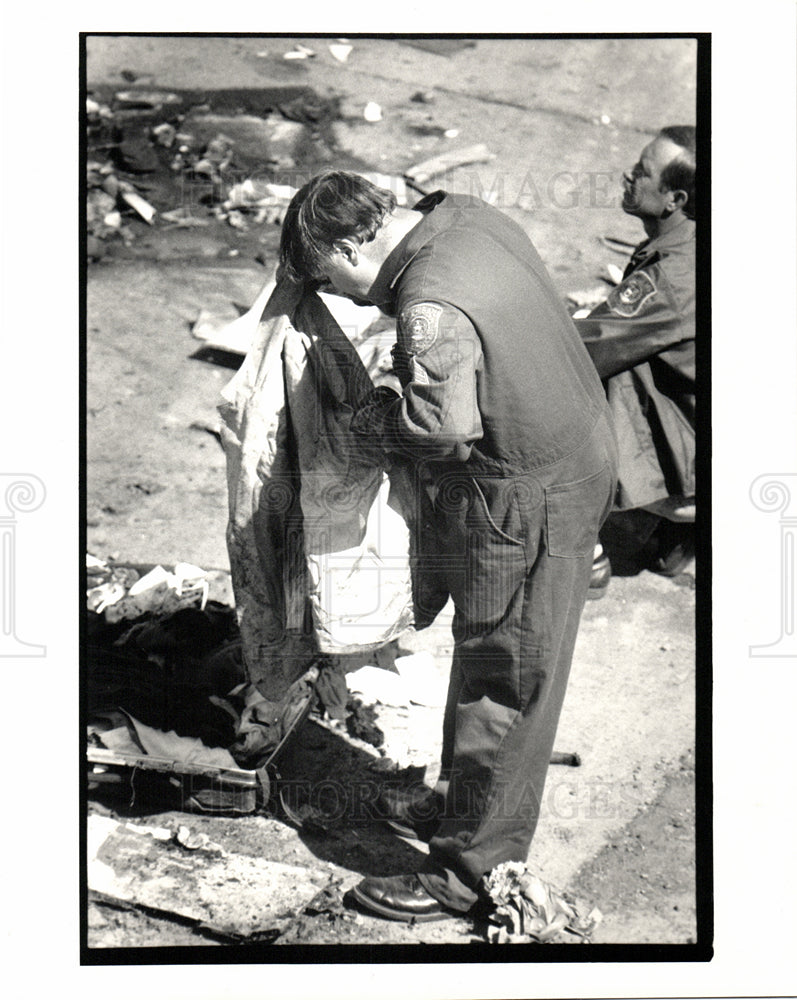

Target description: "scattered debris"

left=329, top=42, right=353, bottom=63
left=192, top=133, right=235, bottom=181
left=363, top=101, right=383, bottom=123
left=151, top=122, right=177, bottom=148
left=302, top=878, right=352, bottom=919
left=284, top=43, right=316, bottom=60
left=160, top=206, right=211, bottom=228
left=483, top=861, right=602, bottom=944
left=218, top=178, right=297, bottom=226
left=345, top=696, right=384, bottom=748
left=86, top=555, right=210, bottom=621
left=114, top=89, right=182, bottom=109
left=404, top=143, right=496, bottom=186
left=86, top=96, right=113, bottom=119
left=174, top=825, right=214, bottom=851
left=120, top=189, right=156, bottom=224
left=279, top=787, right=339, bottom=836
left=410, top=90, right=435, bottom=104
left=115, top=135, right=160, bottom=173
left=443, top=128, right=460, bottom=139
left=605, top=263, right=624, bottom=285
left=87, top=711, right=260, bottom=815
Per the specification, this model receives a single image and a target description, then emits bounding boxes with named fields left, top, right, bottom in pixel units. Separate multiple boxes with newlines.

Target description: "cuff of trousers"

left=417, top=864, right=479, bottom=913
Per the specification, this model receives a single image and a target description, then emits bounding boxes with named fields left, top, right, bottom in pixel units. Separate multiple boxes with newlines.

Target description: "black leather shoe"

left=377, top=786, right=442, bottom=842
left=349, top=874, right=457, bottom=922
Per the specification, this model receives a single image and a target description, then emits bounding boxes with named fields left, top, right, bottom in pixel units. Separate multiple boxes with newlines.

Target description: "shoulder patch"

left=399, top=302, right=443, bottom=355
left=606, top=270, right=657, bottom=317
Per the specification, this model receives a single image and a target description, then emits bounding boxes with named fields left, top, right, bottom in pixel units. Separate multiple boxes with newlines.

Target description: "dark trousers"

left=417, top=415, right=617, bottom=910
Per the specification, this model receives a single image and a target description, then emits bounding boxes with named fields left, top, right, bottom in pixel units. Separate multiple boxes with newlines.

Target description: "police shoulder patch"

left=399, top=302, right=443, bottom=355
left=606, top=270, right=657, bottom=317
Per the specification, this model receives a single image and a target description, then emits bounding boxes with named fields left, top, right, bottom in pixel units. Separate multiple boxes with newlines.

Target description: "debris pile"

left=483, top=861, right=602, bottom=944
left=84, top=553, right=320, bottom=813
left=84, top=86, right=345, bottom=259
left=87, top=553, right=209, bottom=621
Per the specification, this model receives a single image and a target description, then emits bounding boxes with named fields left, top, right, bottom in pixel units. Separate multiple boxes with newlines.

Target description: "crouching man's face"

left=621, top=134, right=685, bottom=221
left=313, top=238, right=381, bottom=305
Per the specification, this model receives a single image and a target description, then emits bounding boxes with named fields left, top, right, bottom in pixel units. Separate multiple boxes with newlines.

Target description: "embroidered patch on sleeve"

left=399, top=302, right=444, bottom=355
left=606, top=270, right=657, bottom=317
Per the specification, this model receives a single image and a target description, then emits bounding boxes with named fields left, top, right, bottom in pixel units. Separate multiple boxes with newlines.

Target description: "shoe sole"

left=349, top=884, right=455, bottom=923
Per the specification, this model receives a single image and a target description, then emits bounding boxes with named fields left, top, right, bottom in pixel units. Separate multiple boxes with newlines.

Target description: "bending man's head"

left=279, top=171, right=398, bottom=294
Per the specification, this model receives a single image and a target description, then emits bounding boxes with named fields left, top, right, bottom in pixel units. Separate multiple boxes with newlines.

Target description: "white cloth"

left=218, top=281, right=414, bottom=699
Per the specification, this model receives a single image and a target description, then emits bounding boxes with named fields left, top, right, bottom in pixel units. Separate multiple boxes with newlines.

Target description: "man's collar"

left=368, top=191, right=448, bottom=312
left=632, top=214, right=695, bottom=262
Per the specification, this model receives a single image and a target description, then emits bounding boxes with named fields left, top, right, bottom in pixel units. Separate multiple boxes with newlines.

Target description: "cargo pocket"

left=451, top=476, right=528, bottom=625
left=545, top=464, right=613, bottom=558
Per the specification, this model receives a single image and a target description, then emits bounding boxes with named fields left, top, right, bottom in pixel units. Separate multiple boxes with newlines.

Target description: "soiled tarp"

left=218, top=280, right=414, bottom=700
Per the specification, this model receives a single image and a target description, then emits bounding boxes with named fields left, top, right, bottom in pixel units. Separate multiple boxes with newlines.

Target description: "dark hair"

left=658, top=125, right=696, bottom=220
left=279, top=171, right=397, bottom=283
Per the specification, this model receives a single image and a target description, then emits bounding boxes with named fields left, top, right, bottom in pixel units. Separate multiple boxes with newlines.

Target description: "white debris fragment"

left=346, top=665, right=409, bottom=707
left=363, top=101, right=383, bottom=122
left=120, top=190, right=156, bottom=224
left=284, top=43, right=315, bottom=60
left=329, top=43, right=353, bottom=63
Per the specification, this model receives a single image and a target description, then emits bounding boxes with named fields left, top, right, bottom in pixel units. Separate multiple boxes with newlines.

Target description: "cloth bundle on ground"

left=218, top=280, right=416, bottom=702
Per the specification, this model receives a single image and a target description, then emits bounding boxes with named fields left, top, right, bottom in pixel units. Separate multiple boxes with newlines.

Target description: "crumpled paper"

left=483, top=861, right=602, bottom=944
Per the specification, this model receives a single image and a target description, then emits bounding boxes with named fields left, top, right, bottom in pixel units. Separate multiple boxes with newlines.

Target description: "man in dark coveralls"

left=279, top=172, right=618, bottom=921
left=575, top=126, right=696, bottom=575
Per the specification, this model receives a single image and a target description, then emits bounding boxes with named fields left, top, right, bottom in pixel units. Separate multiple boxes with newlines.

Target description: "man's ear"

left=331, top=238, right=359, bottom=264
left=667, top=189, right=689, bottom=213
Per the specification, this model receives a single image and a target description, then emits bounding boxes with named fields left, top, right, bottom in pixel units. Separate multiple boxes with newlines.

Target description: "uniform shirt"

left=574, top=216, right=695, bottom=427
left=352, top=191, right=608, bottom=475
left=574, top=216, right=696, bottom=508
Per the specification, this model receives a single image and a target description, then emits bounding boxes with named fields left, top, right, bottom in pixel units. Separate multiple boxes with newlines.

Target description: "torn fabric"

left=218, top=281, right=414, bottom=700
